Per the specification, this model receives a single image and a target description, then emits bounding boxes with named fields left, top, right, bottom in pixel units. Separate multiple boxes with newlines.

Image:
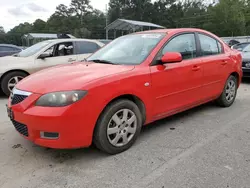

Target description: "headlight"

left=36, top=91, right=87, bottom=107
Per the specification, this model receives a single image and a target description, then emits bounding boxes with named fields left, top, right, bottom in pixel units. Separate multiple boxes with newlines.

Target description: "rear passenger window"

left=76, top=41, right=100, bottom=54
left=199, top=34, right=222, bottom=56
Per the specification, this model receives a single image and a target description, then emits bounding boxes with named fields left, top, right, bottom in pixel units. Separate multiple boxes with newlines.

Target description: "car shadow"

left=0, top=91, right=7, bottom=99
left=140, top=102, right=216, bottom=135
left=18, top=101, right=216, bottom=165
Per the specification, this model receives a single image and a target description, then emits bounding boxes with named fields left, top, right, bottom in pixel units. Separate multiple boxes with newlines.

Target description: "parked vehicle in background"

left=0, top=44, right=22, bottom=57
left=7, top=28, right=242, bottom=154
left=239, top=44, right=250, bottom=77
left=98, top=39, right=112, bottom=45
left=18, top=46, right=27, bottom=50
left=231, top=42, right=250, bottom=51
left=228, top=39, right=240, bottom=47
left=0, top=38, right=105, bottom=96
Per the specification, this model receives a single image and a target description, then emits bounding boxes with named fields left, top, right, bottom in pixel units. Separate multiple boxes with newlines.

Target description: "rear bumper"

left=8, top=93, right=97, bottom=149
left=242, top=67, right=250, bottom=77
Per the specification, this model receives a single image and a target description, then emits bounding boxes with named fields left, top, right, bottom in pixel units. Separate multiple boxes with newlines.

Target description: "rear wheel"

left=94, top=99, right=142, bottom=155
left=1, top=71, right=28, bottom=96
left=216, top=75, right=237, bottom=107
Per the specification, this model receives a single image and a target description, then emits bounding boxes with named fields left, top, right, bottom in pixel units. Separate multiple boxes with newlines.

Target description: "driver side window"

left=43, top=42, right=74, bottom=58
left=44, top=46, right=54, bottom=57
left=162, top=33, right=197, bottom=60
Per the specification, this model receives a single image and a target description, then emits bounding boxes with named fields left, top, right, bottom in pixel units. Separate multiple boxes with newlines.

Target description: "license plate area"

left=6, top=105, right=14, bottom=120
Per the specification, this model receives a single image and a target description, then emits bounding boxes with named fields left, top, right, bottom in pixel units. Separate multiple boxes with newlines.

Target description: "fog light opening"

left=40, top=132, right=59, bottom=140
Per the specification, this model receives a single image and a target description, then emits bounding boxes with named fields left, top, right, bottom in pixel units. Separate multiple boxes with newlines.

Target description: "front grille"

left=12, top=120, right=29, bottom=137
left=11, top=94, right=28, bottom=105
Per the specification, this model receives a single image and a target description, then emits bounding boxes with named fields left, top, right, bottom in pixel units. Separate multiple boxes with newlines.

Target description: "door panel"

left=150, top=59, right=203, bottom=118
left=34, top=42, right=77, bottom=72
left=35, top=55, right=78, bottom=70
left=150, top=33, right=204, bottom=118
left=198, top=33, right=230, bottom=98
left=200, top=54, right=231, bottom=98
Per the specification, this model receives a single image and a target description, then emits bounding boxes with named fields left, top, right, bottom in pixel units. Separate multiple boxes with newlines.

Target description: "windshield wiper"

left=89, top=59, right=116, bottom=65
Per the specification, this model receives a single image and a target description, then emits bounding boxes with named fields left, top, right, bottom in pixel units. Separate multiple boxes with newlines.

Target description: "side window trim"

left=150, top=32, right=199, bottom=66
left=36, top=42, right=74, bottom=59
left=35, top=43, right=55, bottom=59
left=196, top=32, right=225, bottom=58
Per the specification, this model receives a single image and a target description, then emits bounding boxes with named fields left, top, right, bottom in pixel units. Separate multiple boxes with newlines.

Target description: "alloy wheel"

left=225, top=79, right=236, bottom=102
left=8, top=76, right=24, bottom=92
left=107, top=109, right=137, bottom=147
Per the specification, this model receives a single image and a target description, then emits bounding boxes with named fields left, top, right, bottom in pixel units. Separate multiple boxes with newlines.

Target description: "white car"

left=0, top=38, right=105, bottom=96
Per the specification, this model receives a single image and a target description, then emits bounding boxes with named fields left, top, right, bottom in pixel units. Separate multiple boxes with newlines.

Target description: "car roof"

left=0, top=44, right=20, bottom=48
left=136, top=28, right=214, bottom=35
left=45, top=38, right=104, bottom=44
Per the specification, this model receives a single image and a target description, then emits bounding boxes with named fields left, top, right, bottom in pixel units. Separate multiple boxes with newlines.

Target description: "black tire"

left=216, top=75, right=238, bottom=107
left=93, top=99, right=142, bottom=155
left=1, top=71, right=28, bottom=96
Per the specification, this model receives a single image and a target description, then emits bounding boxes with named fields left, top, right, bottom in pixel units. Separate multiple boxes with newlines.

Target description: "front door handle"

left=68, top=58, right=76, bottom=62
left=192, top=65, right=201, bottom=71
left=221, top=60, right=228, bottom=65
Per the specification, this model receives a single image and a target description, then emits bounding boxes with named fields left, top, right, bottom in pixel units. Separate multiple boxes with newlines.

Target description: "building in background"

left=22, top=33, right=75, bottom=46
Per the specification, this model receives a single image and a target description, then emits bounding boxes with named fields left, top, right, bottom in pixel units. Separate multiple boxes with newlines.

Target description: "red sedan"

left=7, top=28, right=242, bottom=154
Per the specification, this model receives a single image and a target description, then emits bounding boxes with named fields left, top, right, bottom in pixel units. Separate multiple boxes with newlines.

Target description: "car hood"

left=16, top=62, right=135, bottom=94
left=0, top=55, right=33, bottom=65
left=241, top=52, right=250, bottom=60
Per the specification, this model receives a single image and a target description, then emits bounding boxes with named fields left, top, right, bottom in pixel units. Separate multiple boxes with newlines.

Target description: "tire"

left=216, top=75, right=238, bottom=107
left=1, top=71, right=28, bottom=96
left=93, top=99, right=142, bottom=155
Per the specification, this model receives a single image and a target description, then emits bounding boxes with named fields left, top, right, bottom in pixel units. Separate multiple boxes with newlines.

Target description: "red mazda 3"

left=7, top=28, right=242, bottom=154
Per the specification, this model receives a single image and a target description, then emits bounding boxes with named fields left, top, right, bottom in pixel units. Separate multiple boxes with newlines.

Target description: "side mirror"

left=39, top=52, right=51, bottom=59
left=161, top=52, right=182, bottom=64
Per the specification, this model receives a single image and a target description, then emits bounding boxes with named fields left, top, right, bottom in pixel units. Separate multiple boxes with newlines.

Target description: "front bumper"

left=7, top=93, right=98, bottom=149
left=242, top=67, right=250, bottom=77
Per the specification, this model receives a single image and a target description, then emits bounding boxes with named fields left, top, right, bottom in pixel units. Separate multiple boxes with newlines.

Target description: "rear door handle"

left=192, top=65, right=201, bottom=71
left=68, top=58, right=76, bottom=62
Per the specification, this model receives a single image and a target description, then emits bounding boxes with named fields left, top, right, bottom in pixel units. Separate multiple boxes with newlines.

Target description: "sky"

left=0, top=0, right=109, bottom=32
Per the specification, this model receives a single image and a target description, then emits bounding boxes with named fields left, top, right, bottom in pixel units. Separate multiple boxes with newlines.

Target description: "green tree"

left=55, top=4, right=72, bottom=17
left=204, top=0, right=246, bottom=36
left=70, top=0, right=93, bottom=25
left=0, top=26, right=5, bottom=33
left=32, top=19, right=47, bottom=33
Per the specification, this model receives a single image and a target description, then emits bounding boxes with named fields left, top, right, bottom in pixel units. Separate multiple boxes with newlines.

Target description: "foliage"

left=0, top=26, right=5, bottom=33
left=2, top=0, right=250, bottom=45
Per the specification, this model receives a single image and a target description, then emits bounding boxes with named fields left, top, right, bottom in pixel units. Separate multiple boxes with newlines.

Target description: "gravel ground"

left=0, top=80, right=250, bottom=188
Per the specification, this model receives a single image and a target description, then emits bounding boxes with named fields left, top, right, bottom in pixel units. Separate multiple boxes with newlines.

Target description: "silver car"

left=0, top=39, right=105, bottom=96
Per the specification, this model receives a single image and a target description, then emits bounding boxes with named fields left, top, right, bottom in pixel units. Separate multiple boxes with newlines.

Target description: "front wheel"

left=216, top=75, right=238, bottom=107
left=93, top=100, right=142, bottom=155
left=1, top=71, right=28, bottom=96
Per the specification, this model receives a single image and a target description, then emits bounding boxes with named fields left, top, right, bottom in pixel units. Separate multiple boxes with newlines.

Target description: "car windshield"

left=87, top=33, right=165, bottom=65
left=17, top=41, right=52, bottom=57
left=234, top=43, right=250, bottom=50
left=242, top=44, right=250, bottom=52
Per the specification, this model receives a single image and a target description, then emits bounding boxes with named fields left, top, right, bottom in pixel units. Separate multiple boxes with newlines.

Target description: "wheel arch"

left=0, top=69, right=30, bottom=84
left=230, top=71, right=240, bottom=87
left=98, top=94, right=147, bottom=126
